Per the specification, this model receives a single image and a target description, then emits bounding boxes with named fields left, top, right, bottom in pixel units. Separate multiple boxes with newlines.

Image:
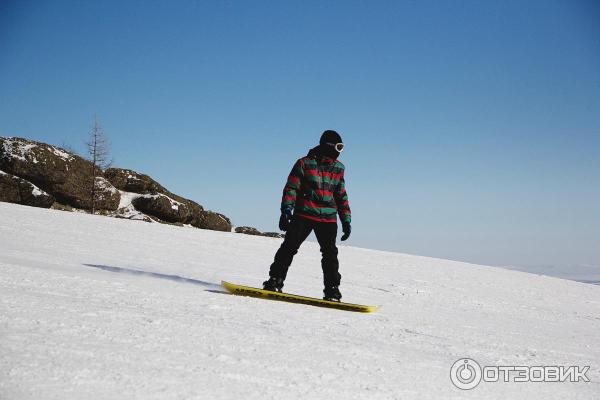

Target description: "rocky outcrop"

left=132, top=194, right=191, bottom=223
left=0, top=137, right=235, bottom=233
left=0, top=170, right=55, bottom=208
left=235, top=226, right=262, bottom=236
left=194, top=211, right=231, bottom=232
left=184, top=201, right=206, bottom=228
left=51, top=202, right=74, bottom=212
left=262, top=232, right=285, bottom=238
left=106, top=167, right=232, bottom=232
left=94, top=177, right=121, bottom=211
left=0, top=137, right=120, bottom=211
left=105, top=168, right=171, bottom=196
left=235, top=226, right=284, bottom=238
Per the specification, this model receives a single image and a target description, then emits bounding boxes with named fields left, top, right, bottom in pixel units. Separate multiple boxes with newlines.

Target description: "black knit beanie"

left=320, top=130, right=342, bottom=145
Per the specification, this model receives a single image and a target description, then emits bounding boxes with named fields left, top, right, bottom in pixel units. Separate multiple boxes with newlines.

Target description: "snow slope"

left=0, top=202, right=599, bottom=399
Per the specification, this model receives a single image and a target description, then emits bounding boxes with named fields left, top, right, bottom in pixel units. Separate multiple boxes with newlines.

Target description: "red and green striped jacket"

left=281, top=148, right=351, bottom=224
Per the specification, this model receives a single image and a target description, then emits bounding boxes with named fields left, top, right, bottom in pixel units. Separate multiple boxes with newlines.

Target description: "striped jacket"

left=281, top=147, right=351, bottom=224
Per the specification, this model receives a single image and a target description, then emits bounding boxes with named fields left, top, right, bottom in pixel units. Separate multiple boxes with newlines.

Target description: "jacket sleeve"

left=334, top=170, right=351, bottom=223
left=281, top=159, right=304, bottom=211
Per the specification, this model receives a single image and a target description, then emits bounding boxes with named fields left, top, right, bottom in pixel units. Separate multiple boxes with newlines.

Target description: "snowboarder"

left=263, top=130, right=351, bottom=302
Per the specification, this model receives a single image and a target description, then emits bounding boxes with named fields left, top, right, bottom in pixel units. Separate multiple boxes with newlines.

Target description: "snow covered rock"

left=93, top=176, right=121, bottom=211
left=262, top=231, right=285, bottom=238
left=132, top=193, right=191, bottom=223
left=192, top=210, right=231, bottom=232
left=105, top=167, right=172, bottom=196
left=106, top=167, right=232, bottom=232
left=0, top=137, right=120, bottom=211
left=0, top=138, right=231, bottom=231
left=235, top=226, right=285, bottom=238
left=235, top=226, right=263, bottom=235
left=0, top=170, right=55, bottom=208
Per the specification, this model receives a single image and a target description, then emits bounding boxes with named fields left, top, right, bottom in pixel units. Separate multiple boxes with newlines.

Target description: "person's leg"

left=268, top=216, right=313, bottom=282
left=313, top=222, right=341, bottom=289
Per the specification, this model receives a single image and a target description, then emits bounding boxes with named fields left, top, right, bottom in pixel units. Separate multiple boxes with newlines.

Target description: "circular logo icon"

left=450, top=358, right=482, bottom=390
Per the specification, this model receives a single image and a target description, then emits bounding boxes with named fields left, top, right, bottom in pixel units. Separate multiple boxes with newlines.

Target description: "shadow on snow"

left=82, top=263, right=226, bottom=292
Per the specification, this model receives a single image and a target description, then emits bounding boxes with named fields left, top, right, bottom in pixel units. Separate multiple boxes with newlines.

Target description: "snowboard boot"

left=323, top=286, right=342, bottom=302
left=262, top=276, right=284, bottom=293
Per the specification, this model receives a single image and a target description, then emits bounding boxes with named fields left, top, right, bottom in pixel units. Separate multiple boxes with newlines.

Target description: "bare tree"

left=86, top=116, right=113, bottom=214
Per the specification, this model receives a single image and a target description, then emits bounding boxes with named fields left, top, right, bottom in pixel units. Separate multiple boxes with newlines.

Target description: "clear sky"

left=1, top=0, right=599, bottom=275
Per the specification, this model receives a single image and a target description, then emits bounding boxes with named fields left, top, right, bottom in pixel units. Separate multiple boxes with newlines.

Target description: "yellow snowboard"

left=221, top=281, right=380, bottom=313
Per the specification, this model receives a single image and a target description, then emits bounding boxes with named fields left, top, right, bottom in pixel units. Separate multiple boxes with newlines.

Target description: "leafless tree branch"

left=86, top=116, right=113, bottom=214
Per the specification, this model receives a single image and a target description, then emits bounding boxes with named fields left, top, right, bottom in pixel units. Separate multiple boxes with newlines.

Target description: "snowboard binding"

left=262, top=276, right=284, bottom=293
left=323, top=286, right=342, bottom=302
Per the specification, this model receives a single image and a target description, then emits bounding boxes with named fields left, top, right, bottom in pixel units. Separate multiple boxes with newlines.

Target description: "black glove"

left=279, top=207, right=293, bottom=231
left=340, top=221, right=351, bottom=241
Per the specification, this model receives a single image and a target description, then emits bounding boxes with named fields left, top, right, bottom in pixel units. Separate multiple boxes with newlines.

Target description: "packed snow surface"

left=0, top=202, right=599, bottom=399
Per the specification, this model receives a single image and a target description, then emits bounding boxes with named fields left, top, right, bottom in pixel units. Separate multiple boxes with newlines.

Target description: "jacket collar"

left=307, top=146, right=337, bottom=163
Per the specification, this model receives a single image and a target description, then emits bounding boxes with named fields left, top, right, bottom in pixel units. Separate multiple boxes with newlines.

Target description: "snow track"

left=0, top=202, right=599, bottom=399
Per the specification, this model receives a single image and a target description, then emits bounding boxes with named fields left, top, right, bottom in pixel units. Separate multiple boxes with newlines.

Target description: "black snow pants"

left=269, top=215, right=341, bottom=287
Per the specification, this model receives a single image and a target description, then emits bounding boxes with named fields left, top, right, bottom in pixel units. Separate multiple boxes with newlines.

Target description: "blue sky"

left=1, top=0, right=599, bottom=274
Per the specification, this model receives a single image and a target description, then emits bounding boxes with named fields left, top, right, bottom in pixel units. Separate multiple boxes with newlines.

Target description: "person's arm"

left=278, top=159, right=304, bottom=231
left=334, top=171, right=351, bottom=224
left=281, top=159, right=304, bottom=212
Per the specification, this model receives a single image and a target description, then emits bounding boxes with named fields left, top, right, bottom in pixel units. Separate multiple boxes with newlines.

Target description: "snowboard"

left=221, top=281, right=380, bottom=313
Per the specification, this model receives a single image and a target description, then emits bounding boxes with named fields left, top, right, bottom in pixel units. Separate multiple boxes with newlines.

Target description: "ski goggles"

left=325, top=142, right=345, bottom=152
